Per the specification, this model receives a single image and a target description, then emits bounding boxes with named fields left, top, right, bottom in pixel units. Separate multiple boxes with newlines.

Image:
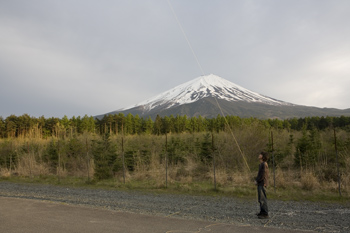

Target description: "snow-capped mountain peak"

left=122, top=74, right=292, bottom=113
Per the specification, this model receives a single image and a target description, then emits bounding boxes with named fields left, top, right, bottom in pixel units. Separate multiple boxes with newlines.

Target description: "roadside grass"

left=1, top=175, right=348, bottom=204
left=1, top=129, right=349, bottom=205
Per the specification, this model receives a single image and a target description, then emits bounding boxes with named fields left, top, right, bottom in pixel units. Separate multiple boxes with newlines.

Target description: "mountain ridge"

left=121, top=74, right=292, bottom=113
left=97, top=74, right=350, bottom=119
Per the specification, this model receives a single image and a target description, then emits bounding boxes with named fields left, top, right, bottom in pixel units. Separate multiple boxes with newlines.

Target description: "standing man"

left=255, top=151, right=269, bottom=219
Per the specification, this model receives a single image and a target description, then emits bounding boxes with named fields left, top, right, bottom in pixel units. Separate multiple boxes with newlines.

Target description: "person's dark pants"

left=257, top=185, right=268, bottom=215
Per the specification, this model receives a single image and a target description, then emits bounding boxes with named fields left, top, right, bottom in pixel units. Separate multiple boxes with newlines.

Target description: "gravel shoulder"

left=0, top=182, right=349, bottom=232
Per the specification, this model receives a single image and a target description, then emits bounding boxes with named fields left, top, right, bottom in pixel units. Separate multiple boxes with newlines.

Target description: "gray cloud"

left=1, top=0, right=349, bottom=118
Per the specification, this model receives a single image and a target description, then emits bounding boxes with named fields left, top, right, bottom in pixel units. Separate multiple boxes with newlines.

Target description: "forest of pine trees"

left=1, top=113, right=350, bottom=138
left=0, top=113, right=349, bottom=195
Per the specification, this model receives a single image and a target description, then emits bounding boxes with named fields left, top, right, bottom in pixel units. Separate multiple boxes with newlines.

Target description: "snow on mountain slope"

left=122, top=74, right=292, bottom=112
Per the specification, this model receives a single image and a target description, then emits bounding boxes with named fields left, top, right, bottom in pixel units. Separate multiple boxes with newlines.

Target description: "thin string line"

left=166, top=0, right=251, bottom=173
left=166, top=0, right=205, bottom=75
left=214, top=97, right=251, bottom=172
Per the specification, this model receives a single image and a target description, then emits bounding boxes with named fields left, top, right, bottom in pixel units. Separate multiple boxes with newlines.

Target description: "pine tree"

left=92, top=133, right=119, bottom=180
left=199, top=133, right=212, bottom=163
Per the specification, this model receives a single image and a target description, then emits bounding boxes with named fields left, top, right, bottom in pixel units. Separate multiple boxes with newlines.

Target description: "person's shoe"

left=258, top=214, right=269, bottom=219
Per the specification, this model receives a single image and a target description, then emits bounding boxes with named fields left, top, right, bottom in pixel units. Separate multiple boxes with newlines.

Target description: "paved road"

left=0, top=197, right=309, bottom=233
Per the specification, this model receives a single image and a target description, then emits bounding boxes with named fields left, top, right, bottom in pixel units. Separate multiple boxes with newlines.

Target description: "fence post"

left=122, top=136, right=126, bottom=184
left=271, top=131, right=276, bottom=193
left=333, top=128, right=342, bottom=197
left=57, top=140, right=61, bottom=183
left=86, top=138, right=90, bottom=182
left=27, top=141, right=32, bottom=180
left=165, top=133, right=168, bottom=188
left=212, top=132, right=217, bottom=191
left=10, top=141, right=13, bottom=177
left=122, top=124, right=126, bottom=184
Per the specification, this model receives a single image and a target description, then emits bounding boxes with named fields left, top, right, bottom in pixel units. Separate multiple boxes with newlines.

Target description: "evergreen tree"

left=80, top=115, right=95, bottom=133
left=0, top=117, right=4, bottom=138
left=153, top=115, right=162, bottom=135
left=199, top=133, right=212, bottom=163
left=143, top=116, right=153, bottom=134
left=118, top=113, right=126, bottom=135
left=0, top=140, right=18, bottom=170
left=5, top=115, right=17, bottom=137
left=197, top=115, right=206, bottom=132
left=294, top=127, right=321, bottom=168
left=161, top=116, right=171, bottom=134
left=61, top=115, right=70, bottom=137
left=167, top=136, right=186, bottom=164
left=43, top=139, right=59, bottom=172
left=92, top=133, right=119, bottom=180
left=189, top=117, right=197, bottom=133
left=133, top=114, right=142, bottom=134
left=124, top=113, right=134, bottom=135
left=65, top=137, right=86, bottom=173
left=173, top=115, right=182, bottom=133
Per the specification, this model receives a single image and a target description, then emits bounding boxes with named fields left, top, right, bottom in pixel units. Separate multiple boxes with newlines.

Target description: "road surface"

left=0, top=197, right=309, bottom=233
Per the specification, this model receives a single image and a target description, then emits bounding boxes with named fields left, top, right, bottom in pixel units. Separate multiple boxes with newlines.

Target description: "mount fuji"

left=97, top=74, right=350, bottom=119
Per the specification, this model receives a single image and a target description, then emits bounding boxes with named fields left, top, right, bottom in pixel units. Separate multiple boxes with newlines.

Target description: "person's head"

left=259, top=151, right=268, bottom=162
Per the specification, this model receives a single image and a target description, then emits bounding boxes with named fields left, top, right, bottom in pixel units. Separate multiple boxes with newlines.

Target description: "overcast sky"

left=1, top=0, right=349, bottom=118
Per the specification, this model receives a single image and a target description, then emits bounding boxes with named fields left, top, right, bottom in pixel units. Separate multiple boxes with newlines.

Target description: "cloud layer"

left=1, top=0, right=349, bottom=118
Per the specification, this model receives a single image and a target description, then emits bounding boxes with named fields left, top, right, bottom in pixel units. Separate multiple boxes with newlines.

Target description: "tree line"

left=1, top=114, right=350, bottom=138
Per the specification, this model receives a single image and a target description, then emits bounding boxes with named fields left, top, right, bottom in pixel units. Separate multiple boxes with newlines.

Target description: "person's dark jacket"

left=256, top=162, right=269, bottom=186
